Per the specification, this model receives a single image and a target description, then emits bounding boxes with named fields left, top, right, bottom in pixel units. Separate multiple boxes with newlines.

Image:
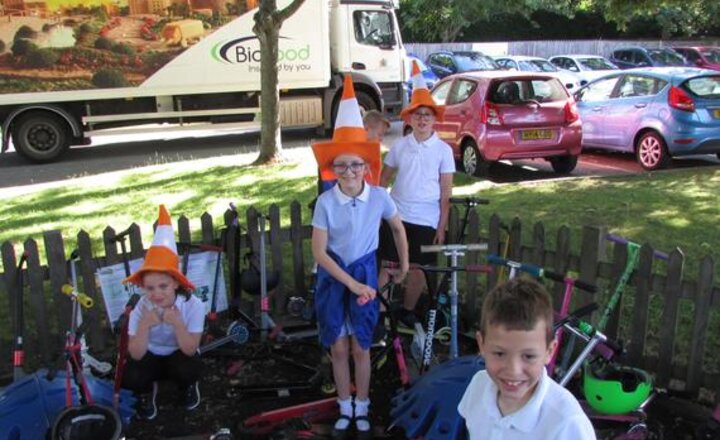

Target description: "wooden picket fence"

left=0, top=202, right=718, bottom=401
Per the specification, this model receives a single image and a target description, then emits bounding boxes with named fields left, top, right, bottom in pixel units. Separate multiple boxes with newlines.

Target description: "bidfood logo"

left=212, top=36, right=311, bottom=72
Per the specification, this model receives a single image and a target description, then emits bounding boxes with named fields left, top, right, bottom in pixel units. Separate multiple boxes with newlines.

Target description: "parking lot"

left=0, top=121, right=718, bottom=196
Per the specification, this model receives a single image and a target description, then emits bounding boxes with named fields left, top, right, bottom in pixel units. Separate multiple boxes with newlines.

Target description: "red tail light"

left=564, top=100, right=580, bottom=123
left=668, top=86, right=695, bottom=112
left=481, top=102, right=503, bottom=125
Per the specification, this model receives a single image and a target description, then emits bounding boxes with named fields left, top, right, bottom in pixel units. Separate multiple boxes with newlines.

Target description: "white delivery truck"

left=0, top=0, right=407, bottom=162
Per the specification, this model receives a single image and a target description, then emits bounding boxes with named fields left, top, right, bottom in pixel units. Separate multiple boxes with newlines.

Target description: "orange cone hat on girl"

left=400, top=59, right=445, bottom=122
left=123, top=205, right=195, bottom=291
left=311, top=74, right=382, bottom=185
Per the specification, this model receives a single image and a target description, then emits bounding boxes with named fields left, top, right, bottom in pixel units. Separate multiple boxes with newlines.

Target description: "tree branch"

left=276, top=0, right=306, bottom=25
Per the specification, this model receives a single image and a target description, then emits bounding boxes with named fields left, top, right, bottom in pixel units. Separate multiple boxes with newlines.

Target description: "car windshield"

left=648, top=49, right=686, bottom=65
left=683, top=76, right=720, bottom=98
left=700, top=49, right=720, bottom=63
left=489, top=78, right=567, bottom=104
left=523, top=59, right=558, bottom=72
left=578, top=57, right=615, bottom=70
left=455, top=52, right=499, bottom=71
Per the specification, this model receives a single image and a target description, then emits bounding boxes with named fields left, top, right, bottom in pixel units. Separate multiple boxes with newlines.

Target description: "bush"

left=26, top=48, right=60, bottom=68
left=111, top=42, right=136, bottom=56
left=0, top=40, right=5, bottom=53
left=92, top=68, right=129, bottom=88
left=14, top=25, right=37, bottom=41
left=11, top=39, right=38, bottom=56
left=94, top=36, right=113, bottom=50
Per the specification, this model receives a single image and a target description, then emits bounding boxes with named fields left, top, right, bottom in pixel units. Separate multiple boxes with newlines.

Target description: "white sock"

left=334, top=397, right=352, bottom=431
left=354, top=398, right=371, bottom=432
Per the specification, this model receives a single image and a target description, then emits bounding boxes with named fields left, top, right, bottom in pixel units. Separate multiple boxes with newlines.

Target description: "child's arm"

left=128, top=304, right=160, bottom=360
left=311, top=227, right=376, bottom=302
left=386, top=214, right=409, bottom=283
left=434, top=172, right=453, bottom=244
left=163, top=306, right=203, bottom=356
left=379, top=165, right=396, bottom=188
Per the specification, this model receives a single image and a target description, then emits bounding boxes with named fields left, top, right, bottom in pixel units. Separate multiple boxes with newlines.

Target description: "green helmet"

left=583, top=363, right=652, bottom=415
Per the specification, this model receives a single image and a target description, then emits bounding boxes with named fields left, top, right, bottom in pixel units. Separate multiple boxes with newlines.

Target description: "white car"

left=548, top=54, right=619, bottom=86
left=494, top=55, right=582, bottom=91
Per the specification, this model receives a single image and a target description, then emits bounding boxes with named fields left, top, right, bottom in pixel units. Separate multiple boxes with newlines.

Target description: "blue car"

left=574, top=67, right=720, bottom=170
left=406, top=54, right=439, bottom=97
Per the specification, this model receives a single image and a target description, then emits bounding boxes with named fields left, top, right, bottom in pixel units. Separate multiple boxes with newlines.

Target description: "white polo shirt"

left=128, top=293, right=205, bottom=356
left=384, top=132, right=455, bottom=228
left=312, top=183, right=397, bottom=266
left=458, top=369, right=596, bottom=440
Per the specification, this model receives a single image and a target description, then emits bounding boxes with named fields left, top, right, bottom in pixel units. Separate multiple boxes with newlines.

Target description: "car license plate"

left=521, top=129, right=554, bottom=141
left=713, top=109, right=720, bottom=118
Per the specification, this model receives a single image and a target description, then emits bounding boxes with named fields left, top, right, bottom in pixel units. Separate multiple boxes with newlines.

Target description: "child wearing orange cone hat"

left=378, top=59, right=455, bottom=330
left=311, top=74, right=409, bottom=439
left=122, top=205, right=205, bottom=421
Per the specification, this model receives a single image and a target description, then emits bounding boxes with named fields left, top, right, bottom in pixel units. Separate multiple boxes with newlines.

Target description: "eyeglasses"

left=332, top=162, right=366, bottom=174
left=412, top=111, right=435, bottom=119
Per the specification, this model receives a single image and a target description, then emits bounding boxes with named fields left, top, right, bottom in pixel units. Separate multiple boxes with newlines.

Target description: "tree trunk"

left=252, top=0, right=306, bottom=165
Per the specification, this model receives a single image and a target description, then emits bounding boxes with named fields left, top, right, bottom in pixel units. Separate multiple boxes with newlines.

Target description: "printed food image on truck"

left=0, top=0, right=242, bottom=91
left=0, top=0, right=406, bottom=163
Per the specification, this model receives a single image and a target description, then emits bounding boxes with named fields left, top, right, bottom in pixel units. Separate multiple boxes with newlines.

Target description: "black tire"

left=461, top=139, right=488, bottom=177
left=12, top=112, right=71, bottom=163
left=332, top=88, right=378, bottom=127
left=549, top=155, right=578, bottom=174
left=635, top=131, right=670, bottom=171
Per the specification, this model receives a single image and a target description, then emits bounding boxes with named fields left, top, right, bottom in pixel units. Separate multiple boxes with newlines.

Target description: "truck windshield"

left=353, top=11, right=396, bottom=48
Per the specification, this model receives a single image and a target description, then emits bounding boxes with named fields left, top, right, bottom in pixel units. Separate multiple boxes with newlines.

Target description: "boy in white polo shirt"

left=311, top=75, right=409, bottom=439
left=458, top=278, right=596, bottom=440
left=378, top=60, right=455, bottom=326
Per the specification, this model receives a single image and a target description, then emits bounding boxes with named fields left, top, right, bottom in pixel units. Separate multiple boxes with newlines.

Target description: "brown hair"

left=362, top=109, right=391, bottom=129
left=479, top=277, right=554, bottom=344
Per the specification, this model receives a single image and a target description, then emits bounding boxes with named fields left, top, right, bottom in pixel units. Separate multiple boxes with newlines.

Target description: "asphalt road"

left=0, top=122, right=718, bottom=193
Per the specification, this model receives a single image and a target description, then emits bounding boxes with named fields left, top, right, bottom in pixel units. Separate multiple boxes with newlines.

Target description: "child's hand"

left=162, top=305, right=183, bottom=328
left=352, top=283, right=376, bottom=305
left=139, top=304, right=161, bottom=330
left=388, top=266, right=409, bottom=284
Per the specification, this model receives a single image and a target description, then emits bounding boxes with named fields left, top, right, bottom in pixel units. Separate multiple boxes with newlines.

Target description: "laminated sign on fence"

left=96, top=251, right=228, bottom=329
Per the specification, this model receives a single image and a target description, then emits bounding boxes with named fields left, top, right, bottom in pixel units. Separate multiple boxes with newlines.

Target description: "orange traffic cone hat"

left=123, top=205, right=195, bottom=291
left=400, top=59, right=445, bottom=122
left=312, top=74, right=382, bottom=185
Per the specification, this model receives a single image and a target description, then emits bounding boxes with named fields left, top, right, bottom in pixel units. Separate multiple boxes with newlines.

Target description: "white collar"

left=332, top=182, right=370, bottom=205
left=409, top=131, right=438, bottom=148
left=481, top=367, right=550, bottom=432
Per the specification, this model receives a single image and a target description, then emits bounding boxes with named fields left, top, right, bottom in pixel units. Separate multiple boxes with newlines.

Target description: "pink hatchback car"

left=422, top=71, right=582, bottom=176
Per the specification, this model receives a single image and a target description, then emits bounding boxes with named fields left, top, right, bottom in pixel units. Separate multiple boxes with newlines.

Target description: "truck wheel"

left=355, top=90, right=377, bottom=114
left=12, top=112, right=71, bottom=163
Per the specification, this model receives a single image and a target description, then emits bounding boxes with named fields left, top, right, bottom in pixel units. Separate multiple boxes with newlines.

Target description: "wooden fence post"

left=1, top=242, right=18, bottom=345
left=687, top=256, right=715, bottom=392
left=657, top=249, right=684, bottom=387
left=578, top=226, right=601, bottom=308
left=627, top=245, right=654, bottom=367
left=44, top=230, right=71, bottom=342
left=77, top=230, right=105, bottom=349
left=269, top=204, right=284, bottom=315
left=531, top=222, right=545, bottom=267
left=290, top=201, right=306, bottom=296
left=25, top=239, right=52, bottom=366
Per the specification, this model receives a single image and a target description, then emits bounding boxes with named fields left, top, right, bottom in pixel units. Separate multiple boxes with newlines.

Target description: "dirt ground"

left=122, top=317, right=412, bottom=440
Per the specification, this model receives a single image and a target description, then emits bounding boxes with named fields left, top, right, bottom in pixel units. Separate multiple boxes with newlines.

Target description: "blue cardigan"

left=314, top=251, right=379, bottom=350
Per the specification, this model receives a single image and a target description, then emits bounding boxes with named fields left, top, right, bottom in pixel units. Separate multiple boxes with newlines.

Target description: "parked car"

left=425, top=50, right=500, bottom=79
left=494, top=55, right=582, bottom=90
left=405, top=54, right=439, bottom=98
left=549, top=54, right=618, bottom=85
left=672, top=46, right=720, bottom=71
left=574, top=67, right=720, bottom=170
left=407, top=71, right=582, bottom=176
left=609, top=47, right=689, bottom=69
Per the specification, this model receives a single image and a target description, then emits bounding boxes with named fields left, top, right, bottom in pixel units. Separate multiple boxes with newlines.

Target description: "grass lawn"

left=1, top=150, right=718, bottom=277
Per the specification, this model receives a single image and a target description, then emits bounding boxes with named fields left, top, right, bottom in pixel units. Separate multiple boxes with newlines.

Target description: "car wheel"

left=635, top=131, right=670, bottom=171
left=549, top=155, right=578, bottom=174
left=12, top=112, right=71, bottom=163
left=461, top=140, right=488, bottom=177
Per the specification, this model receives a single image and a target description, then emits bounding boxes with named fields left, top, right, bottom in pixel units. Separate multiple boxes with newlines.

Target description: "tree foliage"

left=400, top=0, right=720, bottom=42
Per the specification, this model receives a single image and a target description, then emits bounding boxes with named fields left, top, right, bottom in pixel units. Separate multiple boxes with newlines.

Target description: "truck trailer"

left=0, top=0, right=407, bottom=162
